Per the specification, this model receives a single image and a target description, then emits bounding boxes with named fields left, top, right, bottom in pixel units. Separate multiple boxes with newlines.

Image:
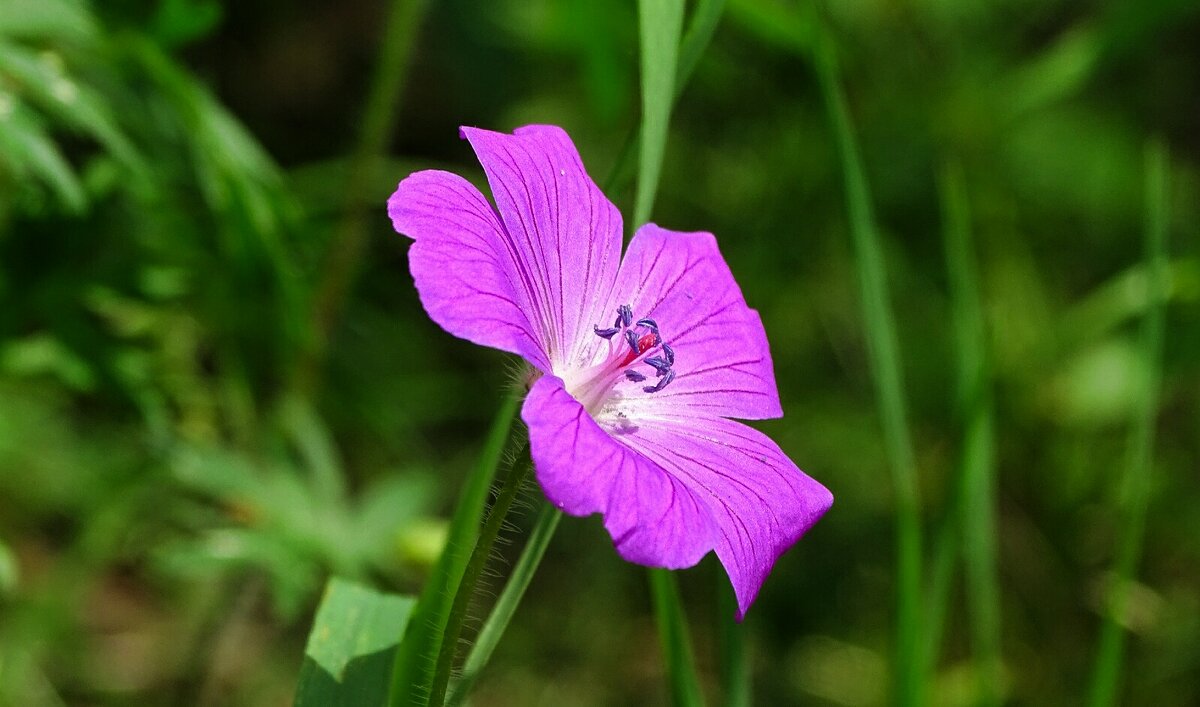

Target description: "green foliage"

left=296, top=577, right=416, bottom=707
left=1, top=0, right=1198, bottom=705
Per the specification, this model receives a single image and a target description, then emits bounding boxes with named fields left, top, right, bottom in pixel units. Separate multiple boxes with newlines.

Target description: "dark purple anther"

left=624, top=370, right=647, bottom=382
left=594, top=325, right=620, bottom=339
left=616, top=304, right=633, bottom=329
left=637, top=318, right=662, bottom=345
left=643, top=368, right=676, bottom=393
left=644, top=357, right=671, bottom=375
left=624, top=329, right=640, bottom=355
left=662, top=342, right=674, bottom=365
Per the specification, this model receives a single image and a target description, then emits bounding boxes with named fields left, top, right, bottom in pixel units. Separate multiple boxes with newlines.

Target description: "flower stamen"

left=643, top=368, right=676, bottom=393
left=575, top=304, right=678, bottom=408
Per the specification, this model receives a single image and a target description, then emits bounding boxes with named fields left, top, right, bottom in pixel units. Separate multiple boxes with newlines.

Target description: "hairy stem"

left=445, top=502, right=563, bottom=707
left=428, top=444, right=533, bottom=707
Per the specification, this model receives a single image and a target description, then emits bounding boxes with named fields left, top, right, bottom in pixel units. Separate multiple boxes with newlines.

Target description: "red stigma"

left=620, top=332, right=658, bottom=367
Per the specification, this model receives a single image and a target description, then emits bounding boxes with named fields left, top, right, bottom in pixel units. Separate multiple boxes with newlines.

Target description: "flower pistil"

left=564, top=305, right=678, bottom=412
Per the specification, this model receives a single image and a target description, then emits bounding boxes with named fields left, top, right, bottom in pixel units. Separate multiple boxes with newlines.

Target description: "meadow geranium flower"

left=388, top=125, right=832, bottom=618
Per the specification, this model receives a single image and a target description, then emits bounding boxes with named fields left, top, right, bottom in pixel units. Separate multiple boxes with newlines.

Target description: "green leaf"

left=633, top=0, right=685, bottom=228
left=0, top=334, right=96, bottom=391
left=0, top=40, right=149, bottom=187
left=0, top=0, right=96, bottom=42
left=0, top=96, right=86, bottom=212
left=296, top=577, right=416, bottom=707
left=650, top=569, right=706, bottom=707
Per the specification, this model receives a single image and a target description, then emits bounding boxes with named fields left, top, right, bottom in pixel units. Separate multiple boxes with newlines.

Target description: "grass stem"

left=1086, top=139, right=1169, bottom=707
left=940, top=162, right=1002, bottom=704
left=813, top=27, right=924, bottom=707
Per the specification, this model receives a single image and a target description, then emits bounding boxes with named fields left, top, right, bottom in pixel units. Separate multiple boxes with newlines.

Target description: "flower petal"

left=523, top=375, right=715, bottom=569
left=524, top=375, right=832, bottom=619
left=388, top=170, right=552, bottom=371
left=607, top=224, right=783, bottom=420
left=607, top=411, right=832, bottom=619
left=460, top=125, right=623, bottom=370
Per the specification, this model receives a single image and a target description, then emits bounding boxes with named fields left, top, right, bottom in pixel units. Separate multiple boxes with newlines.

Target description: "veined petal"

left=606, top=411, right=832, bottom=619
left=523, top=375, right=832, bottom=619
left=523, top=375, right=715, bottom=569
left=461, top=125, right=623, bottom=370
left=388, top=170, right=552, bottom=372
left=607, top=224, right=783, bottom=420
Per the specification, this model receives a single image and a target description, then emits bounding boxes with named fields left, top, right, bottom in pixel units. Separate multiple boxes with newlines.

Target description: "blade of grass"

left=605, top=0, right=726, bottom=203
left=675, top=0, right=726, bottom=99
left=635, top=3, right=706, bottom=705
left=1086, top=140, right=1169, bottom=707
left=716, top=578, right=749, bottom=707
left=922, top=508, right=960, bottom=674
left=633, top=0, right=684, bottom=229
left=428, top=445, right=534, bottom=707
left=940, top=162, right=1002, bottom=704
left=388, top=392, right=520, bottom=707
left=300, top=0, right=432, bottom=393
left=650, top=569, right=706, bottom=707
left=812, top=24, right=925, bottom=707
left=444, top=502, right=563, bottom=707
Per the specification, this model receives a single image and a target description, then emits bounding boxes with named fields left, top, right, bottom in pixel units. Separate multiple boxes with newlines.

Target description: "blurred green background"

left=0, top=0, right=1197, bottom=704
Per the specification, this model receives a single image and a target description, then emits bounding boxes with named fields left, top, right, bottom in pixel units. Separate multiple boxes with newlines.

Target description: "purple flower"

left=387, top=125, right=832, bottom=618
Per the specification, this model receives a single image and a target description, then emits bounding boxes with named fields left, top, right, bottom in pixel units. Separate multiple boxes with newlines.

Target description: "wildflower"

left=388, top=125, right=832, bottom=618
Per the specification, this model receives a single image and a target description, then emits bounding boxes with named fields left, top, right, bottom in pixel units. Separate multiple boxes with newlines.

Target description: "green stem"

left=1086, top=140, right=1169, bottom=707
left=650, top=569, right=707, bottom=707
left=716, top=578, right=749, bottom=707
left=633, top=2, right=709, bottom=704
left=812, top=27, right=924, bottom=707
left=299, top=0, right=432, bottom=393
left=445, top=503, right=563, bottom=707
left=675, top=0, right=726, bottom=98
left=428, top=445, right=534, bottom=707
left=940, top=162, right=1002, bottom=704
left=388, top=392, right=520, bottom=707
left=922, top=507, right=960, bottom=675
